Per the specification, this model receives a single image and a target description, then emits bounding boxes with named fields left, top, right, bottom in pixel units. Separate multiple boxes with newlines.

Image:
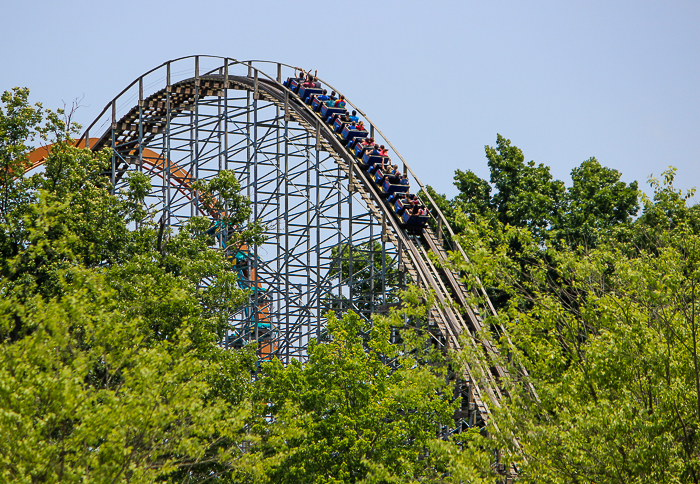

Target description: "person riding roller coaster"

left=284, top=65, right=429, bottom=230
left=285, top=67, right=307, bottom=87
left=303, top=69, right=319, bottom=88
left=358, top=137, right=373, bottom=152
left=308, top=89, right=329, bottom=105
left=325, top=92, right=338, bottom=107
left=302, top=76, right=315, bottom=88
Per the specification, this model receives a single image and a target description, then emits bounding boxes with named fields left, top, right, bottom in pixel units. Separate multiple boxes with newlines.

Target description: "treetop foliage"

left=0, top=87, right=261, bottom=482
left=1, top=88, right=495, bottom=483
left=436, top=134, right=640, bottom=250
left=440, top=135, right=700, bottom=483
left=248, top=289, right=493, bottom=483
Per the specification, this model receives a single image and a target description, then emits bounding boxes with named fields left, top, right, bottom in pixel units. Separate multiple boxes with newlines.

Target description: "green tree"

left=434, top=134, right=639, bottom=248
left=247, top=287, right=494, bottom=484
left=0, top=269, right=254, bottom=483
left=452, top=168, right=492, bottom=218
left=452, top=171, right=700, bottom=483
left=427, top=135, right=640, bottom=313
left=628, top=167, right=700, bottom=250
left=484, top=135, right=565, bottom=240
left=0, top=87, right=43, bottom=218
left=554, top=157, right=639, bottom=247
left=0, top=88, right=260, bottom=482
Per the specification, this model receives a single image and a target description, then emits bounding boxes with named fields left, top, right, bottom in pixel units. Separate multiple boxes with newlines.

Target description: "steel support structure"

left=91, top=58, right=405, bottom=363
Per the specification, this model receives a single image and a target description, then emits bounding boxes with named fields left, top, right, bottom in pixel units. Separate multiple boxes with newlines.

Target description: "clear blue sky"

left=2, top=0, right=698, bottom=200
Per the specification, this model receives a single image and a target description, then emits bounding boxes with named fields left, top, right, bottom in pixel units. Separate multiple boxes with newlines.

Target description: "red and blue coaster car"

left=401, top=210, right=428, bottom=227
left=341, top=126, right=368, bottom=143
left=321, top=104, right=347, bottom=122
left=401, top=212, right=429, bottom=227
left=311, top=97, right=324, bottom=112
left=334, top=118, right=348, bottom=133
left=374, top=168, right=386, bottom=185
left=284, top=77, right=302, bottom=89
left=381, top=178, right=392, bottom=193
left=355, top=142, right=370, bottom=157
left=299, top=86, right=323, bottom=103
left=363, top=153, right=388, bottom=166
left=289, top=79, right=301, bottom=93
left=383, top=178, right=409, bottom=196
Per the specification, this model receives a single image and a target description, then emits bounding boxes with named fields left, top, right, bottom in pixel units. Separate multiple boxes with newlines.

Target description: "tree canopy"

left=0, top=88, right=494, bottom=483
left=433, top=134, right=640, bottom=249
left=247, top=289, right=492, bottom=483
left=442, top=135, right=700, bottom=483
left=0, top=87, right=260, bottom=483
left=8, top=84, right=697, bottom=483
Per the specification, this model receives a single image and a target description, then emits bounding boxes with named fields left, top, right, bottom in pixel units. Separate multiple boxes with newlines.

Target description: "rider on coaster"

left=325, top=92, right=337, bottom=107
left=310, top=89, right=329, bottom=105
left=303, top=69, right=318, bottom=87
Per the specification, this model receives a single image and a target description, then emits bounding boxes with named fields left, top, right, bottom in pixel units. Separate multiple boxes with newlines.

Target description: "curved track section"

left=29, top=57, right=527, bottom=438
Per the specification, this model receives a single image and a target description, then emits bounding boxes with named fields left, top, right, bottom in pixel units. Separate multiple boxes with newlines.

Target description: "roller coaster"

left=27, top=56, right=526, bottom=479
